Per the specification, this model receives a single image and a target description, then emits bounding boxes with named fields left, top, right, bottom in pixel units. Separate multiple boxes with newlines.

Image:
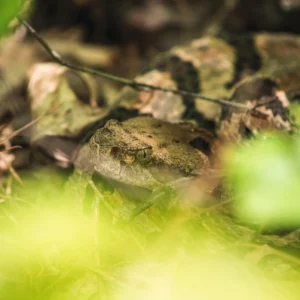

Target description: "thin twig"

left=0, top=106, right=58, bottom=145
left=128, top=191, right=164, bottom=221
left=8, top=166, right=23, bottom=185
left=17, top=17, right=251, bottom=111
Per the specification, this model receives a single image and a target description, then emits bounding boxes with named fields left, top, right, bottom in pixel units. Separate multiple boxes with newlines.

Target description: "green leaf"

left=225, top=134, right=300, bottom=231
left=290, top=102, right=300, bottom=126
left=0, top=0, right=23, bottom=36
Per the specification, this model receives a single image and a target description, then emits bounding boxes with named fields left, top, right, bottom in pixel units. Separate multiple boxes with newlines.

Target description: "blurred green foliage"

left=1, top=166, right=300, bottom=299
left=0, top=0, right=300, bottom=295
left=0, top=0, right=23, bottom=36
left=291, top=102, right=300, bottom=126
left=225, top=133, right=300, bottom=231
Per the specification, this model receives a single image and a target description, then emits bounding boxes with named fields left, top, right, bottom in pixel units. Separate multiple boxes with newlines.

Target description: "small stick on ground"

left=17, top=17, right=252, bottom=112
left=0, top=106, right=59, bottom=145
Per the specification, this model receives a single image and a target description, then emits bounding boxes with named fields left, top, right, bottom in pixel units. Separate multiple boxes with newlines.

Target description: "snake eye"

left=136, top=148, right=152, bottom=163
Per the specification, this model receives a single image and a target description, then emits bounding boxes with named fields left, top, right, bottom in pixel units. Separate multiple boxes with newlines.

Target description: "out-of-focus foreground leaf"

left=225, top=134, right=300, bottom=230
left=0, top=0, right=23, bottom=36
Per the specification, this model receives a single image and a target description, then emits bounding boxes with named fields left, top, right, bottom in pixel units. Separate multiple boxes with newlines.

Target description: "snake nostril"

left=110, top=146, right=121, bottom=158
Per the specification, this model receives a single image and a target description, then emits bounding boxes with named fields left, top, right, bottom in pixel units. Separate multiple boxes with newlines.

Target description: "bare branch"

left=17, top=17, right=251, bottom=111
left=0, top=106, right=59, bottom=145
